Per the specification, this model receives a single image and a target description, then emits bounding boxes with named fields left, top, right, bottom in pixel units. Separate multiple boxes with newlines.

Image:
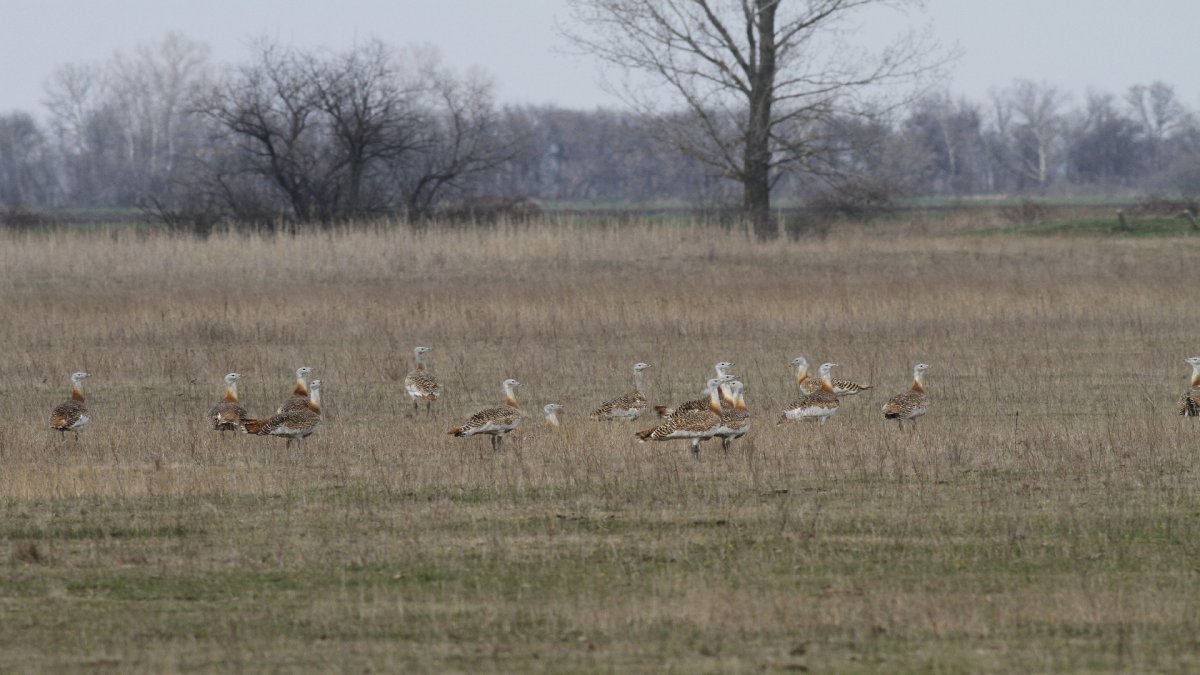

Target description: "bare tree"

left=564, top=0, right=946, bottom=237
left=197, top=42, right=335, bottom=223
left=195, top=42, right=510, bottom=226
left=309, top=40, right=423, bottom=216
left=1126, top=81, right=1187, bottom=174
left=0, top=112, right=57, bottom=208
left=992, top=80, right=1067, bottom=191
left=388, top=54, right=515, bottom=221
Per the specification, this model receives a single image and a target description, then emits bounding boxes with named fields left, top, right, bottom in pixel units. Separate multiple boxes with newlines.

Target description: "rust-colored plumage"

left=208, top=372, right=248, bottom=436
left=792, top=356, right=871, bottom=396
left=50, top=371, right=91, bottom=441
left=277, top=366, right=313, bottom=414
left=882, top=363, right=930, bottom=428
left=713, top=380, right=751, bottom=452
left=656, top=375, right=734, bottom=419
left=779, top=363, right=840, bottom=426
left=245, top=379, right=323, bottom=448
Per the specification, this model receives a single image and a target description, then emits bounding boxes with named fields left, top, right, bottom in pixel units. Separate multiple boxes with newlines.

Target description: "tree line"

left=2, top=33, right=1200, bottom=233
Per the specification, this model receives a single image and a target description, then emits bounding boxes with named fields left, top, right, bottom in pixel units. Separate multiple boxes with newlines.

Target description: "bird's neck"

left=293, top=377, right=308, bottom=396
left=795, top=364, right=809, bottom=386
left=414, top=352, right=426, bottom=370
left=735, top=392, right=748, bottom=411
left=708, top=387, right=722, bottom=415
left=224, top=382, right=239, bottom=402
left=307, top=388, right=322, bottom=414
left=1191, top=365, right=1200, bottom=388
left=71, top=384, right=85, bottom=401
left=633, top=369, right=645, bottom=395
left=504, top=386, right=519, bottom=408
left=912, top=371, right=926, bottom=393
left=544, top=412, right=559, bottom=427
left=820, top=372, right=834, bottom=393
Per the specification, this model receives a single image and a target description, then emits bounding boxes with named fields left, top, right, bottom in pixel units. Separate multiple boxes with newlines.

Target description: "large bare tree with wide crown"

left=564, top=0, right=948, bottom=238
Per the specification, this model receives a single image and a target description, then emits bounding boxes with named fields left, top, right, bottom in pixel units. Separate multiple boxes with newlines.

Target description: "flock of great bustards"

left=47, top=351, right=1200, bottom=456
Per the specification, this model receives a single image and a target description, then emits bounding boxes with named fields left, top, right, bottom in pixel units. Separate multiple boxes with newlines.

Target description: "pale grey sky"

left=2, top=0, right=1198, bottom=114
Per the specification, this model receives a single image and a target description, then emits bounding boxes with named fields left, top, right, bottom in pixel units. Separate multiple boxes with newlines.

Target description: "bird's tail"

left=242, top=419, right=266, bottom=434
left=448, top=426, right=466, bottom=437
left=634, top=427, right=655, bottom=442
left=881, top=403, right=902, bottom=419
left=653, top=405, right=675, bottom=418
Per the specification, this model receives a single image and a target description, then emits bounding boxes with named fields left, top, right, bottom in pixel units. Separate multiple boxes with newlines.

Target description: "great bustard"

left=404, top=346, right=441, bottom=416
left=543, top=403, right=564, bottom=427
left=1179, top=356, right=1200, bottom=417
left=449, top=379, right=524, bottom=451
left=635, top=378, right=724, bottom=458
left=50, top=371, right=91, bottom=441
left=779, top=363, right=840, bottom=425
left=882, top=363, right=930, bottom=428
left=277, top=366, right=314, bottom=414
left=208, top=372, right=249, bottom=437
left=713, top=379, right=751, bottom=452
left=244, top=379, right=323, bottom=449
left=591, top=362, right=652, bottom=421
left=792, top=356, right=871, bottom=396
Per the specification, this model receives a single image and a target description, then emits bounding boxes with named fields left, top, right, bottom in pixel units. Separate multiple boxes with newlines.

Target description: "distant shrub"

left=0, top=206, right=53, bottom=230
left=999, top=199, right=1047, bottom=225
left=438, top=196, right=543, bottom=225
left=1132, top=193, right=1199, bottom=217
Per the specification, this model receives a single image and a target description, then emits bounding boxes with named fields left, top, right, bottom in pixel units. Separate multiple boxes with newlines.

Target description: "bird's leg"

left=74, top=430, right=80, bottom=442
left=412, top=400, right=418, bottom=417
left=426, top=400, right=432, bottom=416
left=691, top=439, right=701, bottom=459
left=722, top=437, right=730, bottom=453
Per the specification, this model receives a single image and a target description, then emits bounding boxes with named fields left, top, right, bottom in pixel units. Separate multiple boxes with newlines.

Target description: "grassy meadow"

left=1, top=214, right=1199, bottom=672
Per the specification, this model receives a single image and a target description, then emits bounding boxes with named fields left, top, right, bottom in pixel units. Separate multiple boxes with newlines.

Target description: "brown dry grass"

left=1, top=219, right=1199, bottom=672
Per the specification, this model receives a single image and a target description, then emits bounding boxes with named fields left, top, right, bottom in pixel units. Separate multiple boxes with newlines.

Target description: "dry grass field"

left=1, top=217, right=1199, bottom=672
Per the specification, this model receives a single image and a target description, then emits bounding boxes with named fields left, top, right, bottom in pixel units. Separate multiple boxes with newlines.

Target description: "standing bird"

left=713, top=380, right=751, bottom=452
left=543, top=403, right=564, bottom=428
left=244, top=379, right=323, bottom=449
left=591, top=362, right=653, bottom=421
left=448, top=379, right=524, bottom=451
left=208, top=372, right=248, bottom=437
left=779, top=363, right=840, bottom=425
left=635, top=379, right=724, bottom=458
left=792, top=356, right=871, bottom=396
left=277, top=366, right=314, bottom=414
left=50, top=371, right=91, bottom=441
left=1179, top=356, right=1200, bottom=417
left=882, top=363, right=931, bottom=429
left=404, top=346, right=441, bottom=416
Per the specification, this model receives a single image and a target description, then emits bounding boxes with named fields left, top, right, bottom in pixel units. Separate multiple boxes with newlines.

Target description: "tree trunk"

left=743, top=163, right=772, bottom=239
left=744, top=0, right=777, bottom=240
